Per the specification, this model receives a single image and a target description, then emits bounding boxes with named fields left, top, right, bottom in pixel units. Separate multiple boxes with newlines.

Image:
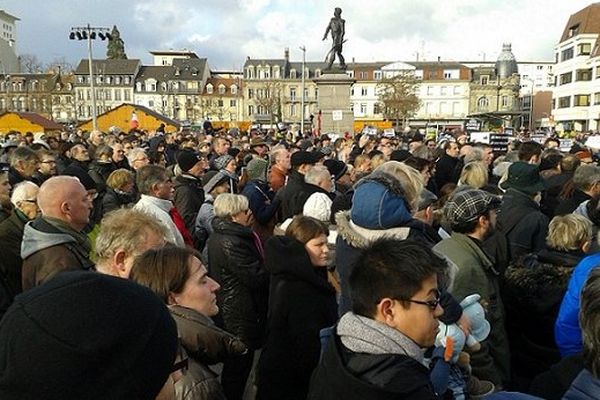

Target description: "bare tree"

left=376, top=72, right=420, bottom=128
left=46, top=56, right=75, bottom=74
left=254, top=81, right=282, bottom=125
left=19, top=54, right=44, bottom=73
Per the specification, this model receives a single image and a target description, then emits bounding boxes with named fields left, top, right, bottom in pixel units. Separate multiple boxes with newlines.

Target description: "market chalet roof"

left=74, top=59, right=141, bottom=75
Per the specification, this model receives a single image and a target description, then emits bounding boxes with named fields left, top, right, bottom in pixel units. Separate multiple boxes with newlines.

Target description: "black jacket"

left=0, top=210, right=28, bottom=319
left=529, top=353, right=583, bottom=400
left=541, top=172, right=573, bottom=217
left=307, top=333, right=438, bottom=400
left=173, top=174, right=205, bottom=235
left=102, top=187, right=135, bottom=214
left=257, top=236, right=337, bottom=400
left=555, top=189, right=592, bottom=216
left=498, top=188, right=549, bottom=261
left=504, top=248, right=584, bottom=383
left=88, top=160, right=116, bottom=190
left=206, top=217, right=269, bottom=349
left=276, top=170, right=321, bottom=222
left=434, top=154, right=459, bottom=190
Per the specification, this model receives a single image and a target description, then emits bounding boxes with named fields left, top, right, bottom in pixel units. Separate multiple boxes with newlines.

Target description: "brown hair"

left=106, top=168, right=135, bottom=191
left=285, top=215, right=329, bottom=244
left=129, top=245, right=200, bottom=303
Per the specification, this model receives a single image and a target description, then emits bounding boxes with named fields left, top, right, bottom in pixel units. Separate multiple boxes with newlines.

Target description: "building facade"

left=0, top=10, right=18, bottom=73
left=551, top=3, right=600, bottom=132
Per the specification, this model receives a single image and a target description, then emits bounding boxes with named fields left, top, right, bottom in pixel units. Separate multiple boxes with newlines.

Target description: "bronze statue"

left=322, top=7, right=347, bottom=70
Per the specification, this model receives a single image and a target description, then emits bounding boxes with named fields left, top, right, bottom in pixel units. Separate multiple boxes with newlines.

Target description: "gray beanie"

left=203, top=170, right=230, bottom=193
left=246, top=158, right=268, bottom=181
left=214, top=155, right=234, bottom=171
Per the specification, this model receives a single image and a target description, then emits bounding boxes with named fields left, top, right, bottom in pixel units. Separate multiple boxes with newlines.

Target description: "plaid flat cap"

left=444, top=189, right=501, bottom=225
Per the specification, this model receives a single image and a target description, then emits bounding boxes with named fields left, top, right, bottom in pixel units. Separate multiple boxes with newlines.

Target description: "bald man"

left=21, top=176, right=94, bottom=291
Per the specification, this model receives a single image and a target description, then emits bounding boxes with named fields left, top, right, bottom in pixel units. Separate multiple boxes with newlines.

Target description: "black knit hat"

left=177, top=150, right=202, bottom=172
left=0, top=271, right=178, bottom=400
left=324, top=159, right=348, bottom=181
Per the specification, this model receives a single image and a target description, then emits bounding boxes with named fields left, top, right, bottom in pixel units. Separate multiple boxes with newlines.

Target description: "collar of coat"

left=335, top=210, right=410, bottom=249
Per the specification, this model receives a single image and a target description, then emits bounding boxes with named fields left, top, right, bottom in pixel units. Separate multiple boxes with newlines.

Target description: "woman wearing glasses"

left=130, top=245, right=247, bottom=400
left=257, top=216, right=337, bottom=400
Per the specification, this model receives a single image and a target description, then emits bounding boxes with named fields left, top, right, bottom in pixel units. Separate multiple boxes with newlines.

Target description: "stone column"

left=314, top=71, right=355, bottom=134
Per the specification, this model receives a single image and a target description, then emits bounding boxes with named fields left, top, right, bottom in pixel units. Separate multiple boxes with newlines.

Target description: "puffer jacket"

left=102, top=187, right=135, bottom=214
left=563, top=369, right=600, bottom=400
left=206, top=217, right=269, bottom=349
left=257, top=236, right=337, bottom=400
left=504, top=248, right=584, bottom=380
left=170, top=305, right=247, bottom=400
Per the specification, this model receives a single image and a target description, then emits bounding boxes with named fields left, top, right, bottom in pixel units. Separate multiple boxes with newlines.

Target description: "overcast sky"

left=3, top=0, right=594, bottom=70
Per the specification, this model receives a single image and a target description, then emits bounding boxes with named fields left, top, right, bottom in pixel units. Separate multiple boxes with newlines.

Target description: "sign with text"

left=465, top=118, right=482, bottom=133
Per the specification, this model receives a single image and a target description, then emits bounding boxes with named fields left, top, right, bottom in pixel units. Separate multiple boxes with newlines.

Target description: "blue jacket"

left=241, top=180, right=279, bottom=225
left=563, top=369, right=600, bottom=399
left=555, top=252, right=600, bottom=357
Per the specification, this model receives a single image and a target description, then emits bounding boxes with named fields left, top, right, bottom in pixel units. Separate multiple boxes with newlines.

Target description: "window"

left=217, top=99, right=224, bottom=107
left=558, top=96, right=570, bottom=108
left=597, top=66, right=600, bottom=79
left=440, top=86, right=447, bottom=95
left=248, top=89, right=253, bottom=99
left=561, top=47, right=574, bottom=61
left=106, top=76, right=112, bottom=84
left=537, top=65, right=544, bottom=70
left=124, top=77, right=130, bottom=84
left=560, top=72, right=573, bottom=85
left=115, top=89, right=121, bottom=101
left=374, top=103, right=381, bottom=114
left=273, top=66, right=280, bottom=79
left=501, top=95, right=509, bottom=107
left=248, top=105, right=254, bottom=115
left=105, top=89, right=111, bottom=100
left=86, top=89, right=91, bottom=100
left=439, top=102, right=448, bottom=115
left=115, top=76, right=122, bottom=85
left=359, top=71, right=367, bottom=79
left=427, top=86, right=434, bottom=95
left=77, top=76, right=84, bottom=83
left=361, top=87, right=368, bottom=96
left=304, top=88, right=309, bottom=99
left=594, top=93, right=600, bottom=105
left=578, top=43, right=591, bottom=56
left=136, top=82, right=142, bottom=91
left=247, top=67, right=254, bottom=79
left=576, top=69, right=592, bottom=81
left=574, top=95, right=590, bottom=106
left=315, top=69, right=321, bottom=78
left=452, top=102, right=461, bottom=115
left=360, top=103, right=367, bottom=114
left=124, top=90, right=130, bottom=101
left=149, top=100, right=154, bottom=107
left=206, top=84, right=213, bottom=94
left=374, top=71, right=382, bottom=80
left=230, top=85, right=237, bottom=95
left=480, top=75, right=489, bottom=85
left=230, top=99, right=237, bottom=107
left=290, top=69, right=297, bottom=79
left=218, top=85, right=225, bottom=94
left=290, top=87, right=296, bottom=101
left=477, top=97, right=489, bottom=111
left=453, top=86, right=462, bottom=95
left=290, top=103, right=296, bottom=116
left=568, top=24, right=580, bottom=38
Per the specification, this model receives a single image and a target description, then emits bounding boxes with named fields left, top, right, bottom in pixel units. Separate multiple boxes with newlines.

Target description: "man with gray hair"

left=127, top=147, right=150, bottom=171
left=268, top=147, right=291, bottom=192
left=95, top=208, right=167, bottom=278
left=20, top=176, right=94, bottom=291
left=8, top=146, right=39, bottom=187
left=0, top=181, right=39, bottom=318
left=134, top=165, right=189, bottom=247
left=556, top=164, right=600, bottom=216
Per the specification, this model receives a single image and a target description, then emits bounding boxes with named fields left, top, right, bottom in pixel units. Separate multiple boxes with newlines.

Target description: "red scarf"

left=169, top=207, right=194, bottom=247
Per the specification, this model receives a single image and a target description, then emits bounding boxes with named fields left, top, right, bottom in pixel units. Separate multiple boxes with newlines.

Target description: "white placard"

left=332, top=110, right=343, bottom=121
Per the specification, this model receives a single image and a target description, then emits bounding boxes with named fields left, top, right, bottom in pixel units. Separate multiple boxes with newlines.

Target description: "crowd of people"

left=1, top=125, right=600, bottom=399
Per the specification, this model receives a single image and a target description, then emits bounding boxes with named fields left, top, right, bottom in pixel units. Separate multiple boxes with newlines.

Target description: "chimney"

left=284, top=48, right=289, bottom=62
left=437, top=56, right=441, bottom=63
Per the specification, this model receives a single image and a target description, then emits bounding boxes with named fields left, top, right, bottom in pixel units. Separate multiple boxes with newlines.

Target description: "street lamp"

left=299, top=45, right=306, bottom=135
left=69, top=24, right=111, bottom=131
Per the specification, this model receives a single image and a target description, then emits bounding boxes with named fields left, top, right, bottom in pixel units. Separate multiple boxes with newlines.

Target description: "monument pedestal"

left=314, top=71, right=355, bottom=135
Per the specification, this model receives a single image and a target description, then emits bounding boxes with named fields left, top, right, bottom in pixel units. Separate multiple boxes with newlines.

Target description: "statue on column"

left=322, top=7, right=347, bottom=70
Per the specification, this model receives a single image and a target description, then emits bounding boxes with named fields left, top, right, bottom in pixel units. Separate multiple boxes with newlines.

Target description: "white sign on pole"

left=332, top=110, right=343, bottom=121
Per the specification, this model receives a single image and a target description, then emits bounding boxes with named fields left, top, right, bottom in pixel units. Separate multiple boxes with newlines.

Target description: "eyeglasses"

left=403, top=289, right=442, bottom=310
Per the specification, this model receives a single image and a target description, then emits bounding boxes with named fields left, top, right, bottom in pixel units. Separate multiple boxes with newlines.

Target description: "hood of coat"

left=336, top=210, right=411, bottom=250
left=265, top=235, right=333, bottom=293
left=350, top=170, right=413, bottom=230
left=21, top=218, right=77, bottom=259
left=505, top=249, right=581, bottom=292
left=173, top=174, right=201, bottom=189
left=169, top=305, right=247, bottom=365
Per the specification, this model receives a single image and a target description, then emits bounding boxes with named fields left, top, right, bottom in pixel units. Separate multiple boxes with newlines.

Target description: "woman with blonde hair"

left=458, top=161, right=489, bottom=189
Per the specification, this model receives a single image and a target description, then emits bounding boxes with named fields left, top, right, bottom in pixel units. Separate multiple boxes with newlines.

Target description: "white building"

left=551, top=3, right=600, bottom=132
left=0, top=10, right=18, bottom=73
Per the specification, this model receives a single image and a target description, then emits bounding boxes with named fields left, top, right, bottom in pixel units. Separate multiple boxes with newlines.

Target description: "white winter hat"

left=303, top=192, right=333, bottom=222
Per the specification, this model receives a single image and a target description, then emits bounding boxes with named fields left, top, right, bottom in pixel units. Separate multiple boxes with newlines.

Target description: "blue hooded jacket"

left=555, top=252, right=600, bottom=357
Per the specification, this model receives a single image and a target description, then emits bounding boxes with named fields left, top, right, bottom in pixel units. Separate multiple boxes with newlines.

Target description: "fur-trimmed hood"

left=350, top=170, right=413, bottom=230
left=335, top=210, right=411, bottom=250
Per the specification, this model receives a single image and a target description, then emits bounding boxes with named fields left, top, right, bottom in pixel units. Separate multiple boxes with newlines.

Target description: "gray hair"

left=127, top=147, right=147, bottom=166
left=269, top=146, right=288, bottom=164
left=9, top=146, right=39, bottom=167
left=214, top=193, right=248, bottom=218
left=136, top=165, right=167, bottom=195
left=573, top=164, right=600, bottom=191
left=464, top=147, right=485, bottom=164
left=11, top=181, right=39, bottom=206
left=305, top=165, right=330, bottom=186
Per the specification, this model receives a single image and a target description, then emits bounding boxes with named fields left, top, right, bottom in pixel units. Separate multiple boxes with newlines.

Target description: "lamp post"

left=300, top=45, right=306, bottom=135
left=69, top=24, right=111, bottom=132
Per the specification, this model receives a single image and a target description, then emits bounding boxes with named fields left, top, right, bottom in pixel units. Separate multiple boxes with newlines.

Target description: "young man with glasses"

left=433, top=188, right=510, bottom=389
left=308, top=239, right=448, bottom=399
